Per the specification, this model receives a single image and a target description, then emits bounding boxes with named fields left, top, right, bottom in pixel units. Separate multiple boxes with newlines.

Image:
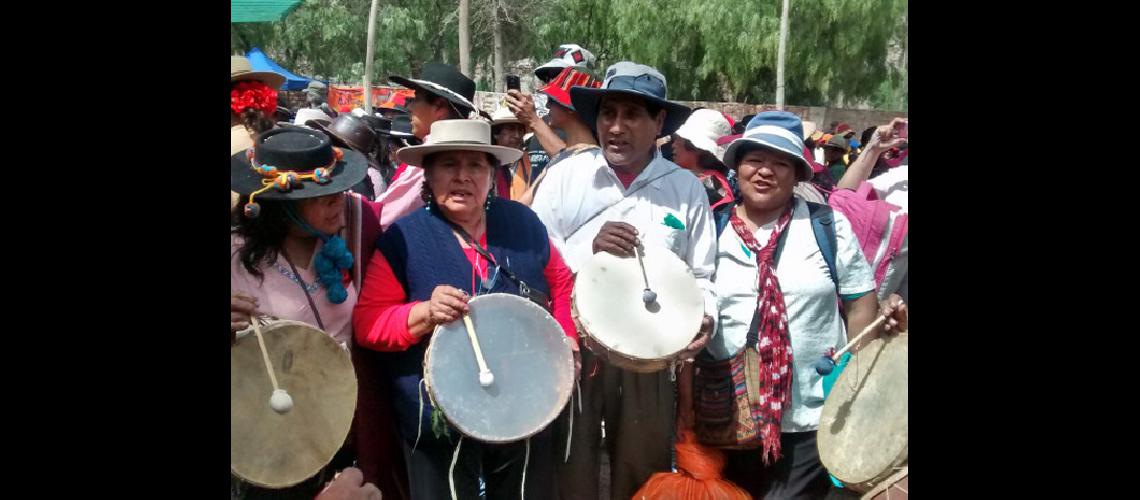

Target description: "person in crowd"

left=489, top=107, right=533, bottom=200
left=311, top=114, right=389, bottom=200
left=834, top=118, right=909, bottom=302
left=375, top=63, right=479, bottom=230
left=530, top=61, right=716, bottom=500
left=672, top=108, right=735, bottom=210
left=524, top=44, right=599, bottom=177
left=230, top=127, right=405, bottom=499
left=506, top=67, right=602, bottom=206
left=231, top=55, right=285, bottom=216
left=352, top=119, right=578, bottom=499
left=709, top=111, right=906, bottom=499
left=822, top=133, right=850, bottom=185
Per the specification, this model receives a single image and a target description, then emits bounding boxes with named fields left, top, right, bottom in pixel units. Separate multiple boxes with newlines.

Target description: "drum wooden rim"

left=230, top=320, right=357, bottom=488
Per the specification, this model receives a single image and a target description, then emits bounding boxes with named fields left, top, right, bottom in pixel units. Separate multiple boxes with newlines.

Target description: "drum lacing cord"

left=413, top=378, right=427, bottom=453
left=448, top=436, right=464, bottom=500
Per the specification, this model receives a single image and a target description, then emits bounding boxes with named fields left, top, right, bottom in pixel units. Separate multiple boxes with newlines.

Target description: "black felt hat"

left=389, top=63, right=477, bottom=115
left=231, top=128, right=369, bottom=211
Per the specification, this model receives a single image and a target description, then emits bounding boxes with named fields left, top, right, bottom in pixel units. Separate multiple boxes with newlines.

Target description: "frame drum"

left=817, top=331, right=908, bottom=492
left=425, top=293, right=575, bottom=443
left=231, top=320, right=357, bottom=488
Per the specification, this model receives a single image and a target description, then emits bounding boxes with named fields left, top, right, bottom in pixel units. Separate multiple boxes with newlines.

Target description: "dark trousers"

left=554, top=349, right=676, bottom=500
left=722, top=431, right=860, bottom=500
left=401, top=428, right=554, bottom=500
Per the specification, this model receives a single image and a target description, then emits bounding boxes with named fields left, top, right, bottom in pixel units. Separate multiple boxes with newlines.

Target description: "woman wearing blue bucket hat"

left=698, top=111, right=906, bottom=499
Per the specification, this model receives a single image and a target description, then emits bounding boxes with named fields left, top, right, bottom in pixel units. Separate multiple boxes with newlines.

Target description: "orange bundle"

left=632, top=430, right=751, bottom=500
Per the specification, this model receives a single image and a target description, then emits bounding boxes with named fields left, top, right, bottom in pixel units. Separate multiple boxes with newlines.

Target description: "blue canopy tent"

left=246, top=48, right=319, bottom=91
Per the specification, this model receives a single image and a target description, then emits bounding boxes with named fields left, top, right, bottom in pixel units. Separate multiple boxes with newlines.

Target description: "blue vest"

left=376, top=199, right=551, bottom=445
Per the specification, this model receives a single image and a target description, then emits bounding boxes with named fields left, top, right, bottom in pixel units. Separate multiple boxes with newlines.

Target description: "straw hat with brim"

left=389, top=63, right=477, bottom=116
left=396, top=120, right=522, bottom=167
left=569, top=61, right=691, bottom=138
left=722, top=111, right=813, bottom=181
left=674, top=108, right=734, bottom=163
left=231, top=56, right=285, bottom=90
left=490, top=107, right=522, bottom=126
left=231, top=128, right=369, bottom=205
left=294, top=108, right=333, bottom=127
left=309, top=115, right=377, bottom=154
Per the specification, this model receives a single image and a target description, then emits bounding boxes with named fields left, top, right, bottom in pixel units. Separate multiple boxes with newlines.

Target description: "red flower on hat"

left=571, top=50, right=583, bottom=63
left=230, top=80, right=278, bottom=117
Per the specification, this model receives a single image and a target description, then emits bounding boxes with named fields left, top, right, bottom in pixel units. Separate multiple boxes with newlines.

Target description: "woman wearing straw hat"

left=352, top=119, right=578, bottom=499
left=489, top=106, right=534, bottom=200
left=707, top=111, right=905, bottom=499
left=230, top=127, right=407, bottom=499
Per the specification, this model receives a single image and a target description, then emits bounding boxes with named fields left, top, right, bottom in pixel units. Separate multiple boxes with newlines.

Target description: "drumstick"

left=814, top=301, right=903, bottom=375
left=635, top=244, right=657, bottom=304
left=250, top=315, right=294, bottom=414
left=462, top=314, right=495, bottom=387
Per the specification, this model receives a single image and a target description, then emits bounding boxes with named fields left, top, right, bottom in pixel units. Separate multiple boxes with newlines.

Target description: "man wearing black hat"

left=374, top=63, right=478, bottom=230
left=530, top=61, right=718, bottom=500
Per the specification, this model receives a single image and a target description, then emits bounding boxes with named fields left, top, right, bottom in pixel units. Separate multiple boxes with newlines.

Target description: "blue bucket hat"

left=721, top=111, right=813, bottom=180
left=569, top=61, right=692, bottom=138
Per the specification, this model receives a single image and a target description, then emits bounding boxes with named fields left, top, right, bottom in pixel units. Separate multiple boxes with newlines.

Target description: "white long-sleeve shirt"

left=531, top=148, right=718, bottom=326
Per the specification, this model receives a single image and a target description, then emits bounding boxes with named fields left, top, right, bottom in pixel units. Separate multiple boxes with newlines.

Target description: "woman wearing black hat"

left=230, top=127, right=406, bottom=499
left=353, top=119, right=578, bottom=499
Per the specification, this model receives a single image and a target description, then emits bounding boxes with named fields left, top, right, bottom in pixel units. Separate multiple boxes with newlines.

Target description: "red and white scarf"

left=729, top=203, right=794, bottom=463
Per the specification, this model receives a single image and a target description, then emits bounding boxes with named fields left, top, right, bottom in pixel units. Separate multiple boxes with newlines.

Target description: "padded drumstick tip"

left=814, top=355, right=836, bottom=375
left=642, top=288, right=657, bottom=304
left=479, top=369, right=494, bottom=387
left=270, top=388, right=294, bottom=414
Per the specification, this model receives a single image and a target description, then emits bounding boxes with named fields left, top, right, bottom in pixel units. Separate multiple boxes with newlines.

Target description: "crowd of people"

left=230, top=40, right=909, bottom=500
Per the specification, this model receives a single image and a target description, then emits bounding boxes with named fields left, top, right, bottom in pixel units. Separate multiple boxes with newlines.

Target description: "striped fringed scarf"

left=728, top=203, right=794, bottom=464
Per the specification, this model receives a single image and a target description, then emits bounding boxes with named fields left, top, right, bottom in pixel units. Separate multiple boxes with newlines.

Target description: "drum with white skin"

left=572, top=243, right=705, bottom=373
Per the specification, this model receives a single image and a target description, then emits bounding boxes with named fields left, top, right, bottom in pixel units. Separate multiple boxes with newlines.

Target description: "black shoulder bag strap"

left=443, top=218, right=552, bottom=310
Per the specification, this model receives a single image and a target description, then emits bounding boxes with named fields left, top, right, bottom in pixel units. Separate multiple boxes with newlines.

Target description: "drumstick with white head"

left=635, top=243, right=657, bottom=304
left=814, top=300, right=904, bottom=375
left=249, top=316, right=294, bottom=414
left=462, top=314, right=495, bottom=387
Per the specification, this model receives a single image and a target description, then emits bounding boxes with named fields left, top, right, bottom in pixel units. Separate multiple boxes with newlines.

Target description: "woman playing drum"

left=352, top=119, right=578, bottom=499
left=706, top=111, right=906, bottom=499
left=229, top=127, right=405, bottom=499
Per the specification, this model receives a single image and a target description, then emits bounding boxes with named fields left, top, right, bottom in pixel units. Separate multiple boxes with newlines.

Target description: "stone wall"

left=474, top=91, right=906, bottom=135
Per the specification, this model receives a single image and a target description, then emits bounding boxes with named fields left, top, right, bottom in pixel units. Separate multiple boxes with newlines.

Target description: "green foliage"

left=230, top=0, right=907, bottom=108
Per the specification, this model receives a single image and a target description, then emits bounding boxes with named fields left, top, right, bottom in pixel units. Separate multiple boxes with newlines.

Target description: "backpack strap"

left=713, top=202, right=733, bottom=238
left=806, top=201, right=839, bottom=290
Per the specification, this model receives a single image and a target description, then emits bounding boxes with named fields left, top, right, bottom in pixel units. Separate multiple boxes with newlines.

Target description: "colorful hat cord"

left=243, top=147, right=344, bottom=218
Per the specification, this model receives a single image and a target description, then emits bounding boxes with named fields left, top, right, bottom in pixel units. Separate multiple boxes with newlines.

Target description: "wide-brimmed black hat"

left=359, top=115, right=392, bottom=137
left=569, top=61, right=691, bottom=138
left=231, top=128, right=369, bottom=210
left=389, top=63, right=476, bottom=116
